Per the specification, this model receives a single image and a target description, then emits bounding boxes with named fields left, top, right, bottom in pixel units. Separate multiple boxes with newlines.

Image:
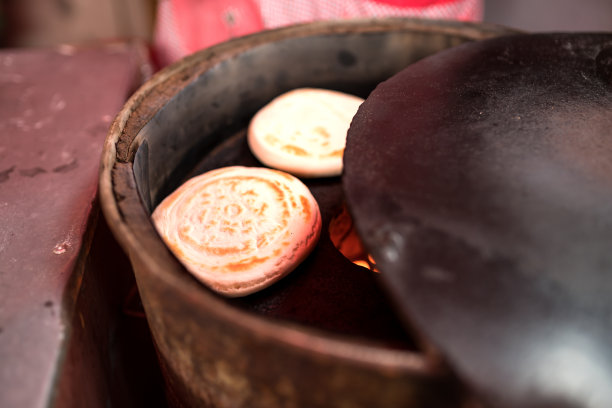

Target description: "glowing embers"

left=329, top=205, right=379, bottom=272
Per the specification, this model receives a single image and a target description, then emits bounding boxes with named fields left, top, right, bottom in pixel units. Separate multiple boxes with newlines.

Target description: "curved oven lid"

left=344, top=32, right=612, bottom=408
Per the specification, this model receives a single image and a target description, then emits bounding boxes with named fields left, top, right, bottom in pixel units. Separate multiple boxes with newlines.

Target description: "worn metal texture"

left=344, top=33, right=612, bottom=408
left=99, top=18, right=517, bottom=408
left=53, top=216, right=166, bottom=408
left=0, top=43, right=149, bottom=408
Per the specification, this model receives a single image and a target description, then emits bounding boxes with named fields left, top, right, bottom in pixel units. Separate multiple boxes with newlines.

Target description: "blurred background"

left=0, top=0, right=610, bottom=51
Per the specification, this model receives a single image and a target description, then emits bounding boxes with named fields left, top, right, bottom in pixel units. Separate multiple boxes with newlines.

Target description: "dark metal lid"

left=344, top=33, right=612, bottom=408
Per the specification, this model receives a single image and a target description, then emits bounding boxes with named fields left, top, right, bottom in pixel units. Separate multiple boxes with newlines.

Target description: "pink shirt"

left=154, top=0, right=483, bottom=66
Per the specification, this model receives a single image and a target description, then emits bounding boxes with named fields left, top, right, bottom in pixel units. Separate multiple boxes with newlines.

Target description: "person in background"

left=153, top=0, right=483, bottom=67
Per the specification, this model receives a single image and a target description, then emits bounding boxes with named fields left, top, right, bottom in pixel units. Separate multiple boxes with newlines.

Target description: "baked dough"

left=248, top=88, right=364, bottom=178
left=152, top=166, right=321, bottom=297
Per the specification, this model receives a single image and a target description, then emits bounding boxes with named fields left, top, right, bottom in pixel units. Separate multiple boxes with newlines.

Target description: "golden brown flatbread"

left=248, top=88, right=363, bottom=178
left=152, top=166, right=321, bottom=296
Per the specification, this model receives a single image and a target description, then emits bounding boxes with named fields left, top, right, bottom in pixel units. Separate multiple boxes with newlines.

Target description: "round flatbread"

left=152, top=166, right=321, bottom=296
left=247, top=88, right=364, bottom=178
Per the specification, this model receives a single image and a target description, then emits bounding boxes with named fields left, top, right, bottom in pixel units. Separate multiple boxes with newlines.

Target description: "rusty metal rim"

left=99, top=17, right=518, bottom=375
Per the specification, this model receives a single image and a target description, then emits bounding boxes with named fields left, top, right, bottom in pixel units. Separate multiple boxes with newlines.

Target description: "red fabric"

left=172, top=0, right=264, bottom=52
left=368, top=0, right=456, bottom=7
left=154, top=0, right=483, bottom=67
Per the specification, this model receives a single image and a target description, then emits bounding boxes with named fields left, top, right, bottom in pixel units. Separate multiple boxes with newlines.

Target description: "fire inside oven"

left=174, top=120, right=415, bottom=350
left=102, top=19, right=612, bottom=408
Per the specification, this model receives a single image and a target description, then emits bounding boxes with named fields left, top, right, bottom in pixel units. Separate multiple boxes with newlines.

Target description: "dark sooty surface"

left=344, top=33, right=612, bottom=407
left=185, top=129, right=417, bottom=351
